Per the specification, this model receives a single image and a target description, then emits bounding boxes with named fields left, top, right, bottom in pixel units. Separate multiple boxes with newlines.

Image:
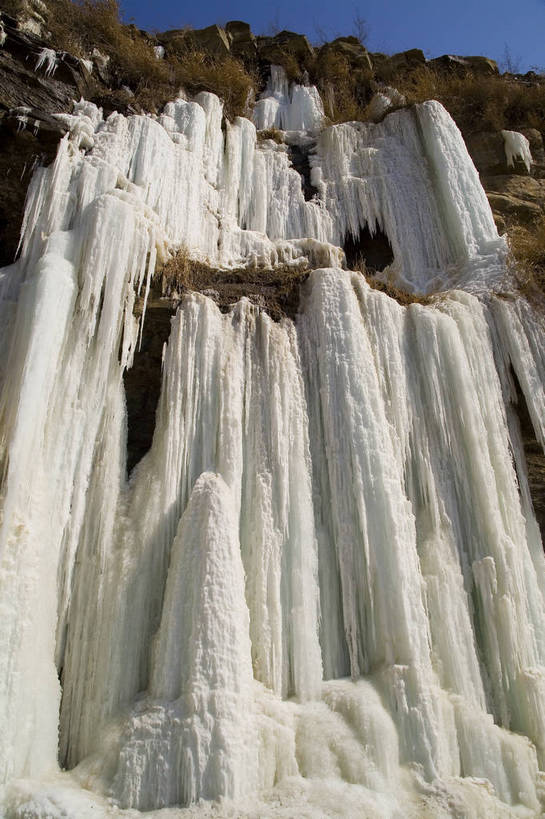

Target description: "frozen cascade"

left=253, top=64, right=325, bottom=132
left=1, top=68, right=545, bottom=817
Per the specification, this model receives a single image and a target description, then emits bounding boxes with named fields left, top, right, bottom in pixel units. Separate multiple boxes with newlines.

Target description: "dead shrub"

left=257, top=127, right=284, bottom=144
left=158, top=247, right=310, bottom=320
left=508, top=218, right=545, bottom=303
left=0, top=1, right=24, bottom=17
left=395, top=66, right=545, bottom=135
left=46, top=0, right=169, bottom=89
left=39, top=1, right=256, bottom=117
left=350, top=256, right=432, bottom=305
left=364, top=275, right=434, bottom=306
left=312, top=50, right=372, bottom=122
left=171, top=49, right=257, bottom=119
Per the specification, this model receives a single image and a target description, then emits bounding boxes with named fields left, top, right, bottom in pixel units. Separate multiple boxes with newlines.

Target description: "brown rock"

left=258, top=31, right=314, bottom=65
left=481, top=175, right=545, bottom=206
left=486, top=192, right=542, bottom=224
left=382, top=49, right=426, bottom=72
left=369, top=52, right=388, bottom=65
left=465, top=132, right=506, bottom=173
left=319, top=37, right=373, bottom=71
left=225, top=20, right=257, bottom=60
left=466, top=131, right=532, bottom=175
left=189, top=25, right=231, bottom=57
left=158, top=24, right=231, bottom=57
left=225, top=20, right=252, bottom=40
left=373, top=49, right=426, bottom=83
left=430, top=54, right=498, bottom=75
left=464, top=56, right=498, bottom=74
left=493, top=212, right=507, bottom=233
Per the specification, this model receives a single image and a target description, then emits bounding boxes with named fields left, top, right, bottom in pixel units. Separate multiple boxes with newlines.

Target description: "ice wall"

left=18, top=69, right=506, bottom=292
left=1, top=70, right=545, bottom=818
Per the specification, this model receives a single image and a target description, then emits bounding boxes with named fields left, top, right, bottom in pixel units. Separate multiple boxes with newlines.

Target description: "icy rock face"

left=1, top=70, right=545, bottom=818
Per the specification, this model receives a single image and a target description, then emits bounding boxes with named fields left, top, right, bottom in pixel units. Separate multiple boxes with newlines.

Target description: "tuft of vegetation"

left=364, top=275, right=434, bottom=306
left=311, top=50, right=372, bottom=122
left=47, top=1, right=165, bottom=83
left=349, top=257, right=433, bottom=305
left=1, top=0, right=24, bottom=16
left=172, top=47, right=257, bottom=120
left=395, top=67, right=545, bottom=136
left=158, top=247, right=310, bottom=320
left=257, top=127, right=284, bottom=144
left=508, top=218, right=545, bottom=303
left=12, top=0, right=257, bottom=117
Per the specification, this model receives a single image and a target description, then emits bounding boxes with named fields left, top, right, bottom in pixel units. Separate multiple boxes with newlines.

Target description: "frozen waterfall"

left=1, top=68, right=545, bottom=818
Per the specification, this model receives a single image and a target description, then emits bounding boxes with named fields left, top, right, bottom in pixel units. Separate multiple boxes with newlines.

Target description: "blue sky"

left=121, top=0, right=545, bottom=73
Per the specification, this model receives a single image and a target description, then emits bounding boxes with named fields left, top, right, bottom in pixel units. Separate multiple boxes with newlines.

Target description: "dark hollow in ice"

left=343, top=224, right=394, bottom=272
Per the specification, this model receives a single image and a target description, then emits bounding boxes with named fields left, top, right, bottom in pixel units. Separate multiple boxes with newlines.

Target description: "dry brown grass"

left=159, top=246, right=210, bottom=295
left=35, top=1, right=257, bottom=117
left=172, top=49, right=257, bottom=120
left=348, top=257, right=433, bottom=305
left=159, top=247, right=310, bottom=320
left=312, top=50, right=372, bottom=122
left=26, top=4, right=545, bottom=133
left=44, top=0, right=171, bottom=104
left=507, top=218, right=545, bottom=303
left=395, top=67, right=545, bottom=135
left=364, top=275, right=434, bottom=305
left=257, top=127, right=284, bottom=144
left=0, top=0, right=24, bottom=17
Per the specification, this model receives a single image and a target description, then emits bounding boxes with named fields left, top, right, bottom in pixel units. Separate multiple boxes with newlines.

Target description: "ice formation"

left=35, top=47, right=58, bottom=77
left=502, top=129, right=533, bottom=173
left=253, top=64, right=325, bottom=132
left=1, top=67, right=545, bottom=818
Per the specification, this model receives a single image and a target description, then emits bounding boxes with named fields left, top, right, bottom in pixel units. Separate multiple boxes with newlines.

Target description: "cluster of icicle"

left=1, top=67, right=545, bottom=818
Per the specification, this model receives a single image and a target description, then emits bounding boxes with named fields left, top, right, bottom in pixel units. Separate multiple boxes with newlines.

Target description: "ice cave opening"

left=343, top=223, right=395, bottom=273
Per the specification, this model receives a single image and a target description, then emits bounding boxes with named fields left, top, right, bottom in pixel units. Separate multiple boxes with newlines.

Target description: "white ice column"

left=109, top=473, right=256, bottom=810
left=298, top=269, right=455, bottom=779
left=0, top=184, right=156, bottom=783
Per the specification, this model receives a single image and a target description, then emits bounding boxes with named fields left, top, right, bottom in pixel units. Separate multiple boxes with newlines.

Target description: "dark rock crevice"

left=123, top=297, right=176, bottom=474
left=287, top=142, right=318, bottom=201
left=510, top=365, right=545, bottom=540
left=0, top=15, right=96, bottom=264
left=123, top=262, right=311, bottom=472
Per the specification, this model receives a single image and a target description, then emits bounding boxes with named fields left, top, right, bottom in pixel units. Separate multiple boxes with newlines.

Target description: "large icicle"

left=0, top=142, right=158, bottom=782
left=109, top=473, right=256, bottom=810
